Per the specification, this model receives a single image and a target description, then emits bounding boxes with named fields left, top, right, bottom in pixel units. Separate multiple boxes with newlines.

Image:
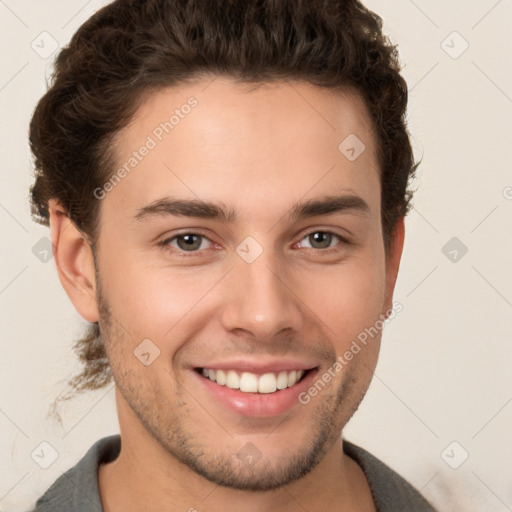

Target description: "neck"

left=98, top=398, right=375, bottom=512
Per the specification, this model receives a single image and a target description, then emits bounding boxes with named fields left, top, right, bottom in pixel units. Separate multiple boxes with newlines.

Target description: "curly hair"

left=29, top=0, right=418, bottom=399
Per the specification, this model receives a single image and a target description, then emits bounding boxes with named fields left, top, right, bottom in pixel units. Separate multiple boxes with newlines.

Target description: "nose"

left=220, top=250, right=303, bottom=340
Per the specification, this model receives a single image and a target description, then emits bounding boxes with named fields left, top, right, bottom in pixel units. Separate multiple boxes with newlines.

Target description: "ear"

left=48, top=199, right=99, bottom=322
left=383, top=216, right=405, bottom=312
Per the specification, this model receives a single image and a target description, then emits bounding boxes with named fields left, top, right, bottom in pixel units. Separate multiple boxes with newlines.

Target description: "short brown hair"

left=29, top=0, right=418, bottom=399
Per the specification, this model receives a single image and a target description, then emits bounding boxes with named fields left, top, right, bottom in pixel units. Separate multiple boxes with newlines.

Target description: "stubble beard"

left=95, top=274, right=368, bottom=491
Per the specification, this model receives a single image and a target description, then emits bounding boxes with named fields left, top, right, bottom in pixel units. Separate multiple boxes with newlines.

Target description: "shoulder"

left=343, top=439, right=437, bottom=512
left=29, top=435, right=121, bottom=512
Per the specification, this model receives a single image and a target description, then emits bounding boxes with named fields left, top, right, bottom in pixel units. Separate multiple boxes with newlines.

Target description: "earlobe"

left=48, top=199, right=99, bottom=323
left=384, top=216, right=405, bottom=311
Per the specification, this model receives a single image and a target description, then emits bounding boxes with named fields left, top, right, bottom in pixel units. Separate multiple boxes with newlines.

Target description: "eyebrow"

left=133, top=194, right=370, bottom=223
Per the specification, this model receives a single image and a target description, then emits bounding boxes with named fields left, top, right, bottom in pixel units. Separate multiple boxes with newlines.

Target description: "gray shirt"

left=31, top=435, right=436, bottom=511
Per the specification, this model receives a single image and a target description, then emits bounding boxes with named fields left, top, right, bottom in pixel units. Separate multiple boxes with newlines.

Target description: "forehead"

left=105, top=76, right=380, bottom=225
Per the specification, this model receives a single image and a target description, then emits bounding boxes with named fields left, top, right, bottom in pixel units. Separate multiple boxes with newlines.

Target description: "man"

left=28, top=0, right=435, bottom=510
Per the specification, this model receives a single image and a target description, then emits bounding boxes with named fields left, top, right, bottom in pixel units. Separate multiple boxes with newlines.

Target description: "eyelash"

left=158, top=229, right=350, bottom=257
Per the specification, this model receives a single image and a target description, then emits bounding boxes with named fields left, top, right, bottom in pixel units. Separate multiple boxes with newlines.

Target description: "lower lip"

left=193, top=368, right=318, bottom=418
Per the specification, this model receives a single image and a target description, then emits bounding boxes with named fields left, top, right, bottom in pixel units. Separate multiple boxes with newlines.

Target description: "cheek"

left=102, top=259, right=220, bottom=347
left=296, top=253, right=386, bottom=345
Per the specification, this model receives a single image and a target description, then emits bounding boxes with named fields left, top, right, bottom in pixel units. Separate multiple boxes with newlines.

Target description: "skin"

left=49, top=76, right=405, bottom=512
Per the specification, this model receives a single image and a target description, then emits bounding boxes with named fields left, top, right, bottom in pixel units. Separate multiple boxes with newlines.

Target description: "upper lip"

left=193, top=359, right=319, bottom=374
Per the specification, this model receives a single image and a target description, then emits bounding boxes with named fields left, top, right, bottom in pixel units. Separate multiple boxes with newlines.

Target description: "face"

left=92, top=77, right=400, bottom=490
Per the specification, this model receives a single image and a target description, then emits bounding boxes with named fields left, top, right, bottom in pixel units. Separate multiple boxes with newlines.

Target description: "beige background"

left=1, top=1, right=511, bottom=510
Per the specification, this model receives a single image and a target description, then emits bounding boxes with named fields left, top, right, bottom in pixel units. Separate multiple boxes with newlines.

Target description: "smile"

left=198, top=368, right=307, bottom=394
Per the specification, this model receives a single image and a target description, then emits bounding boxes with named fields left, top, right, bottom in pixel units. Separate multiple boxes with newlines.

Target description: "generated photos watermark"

left=298, top=300, right=403, bottom=405
left=93, top=96, right=198, bottom=200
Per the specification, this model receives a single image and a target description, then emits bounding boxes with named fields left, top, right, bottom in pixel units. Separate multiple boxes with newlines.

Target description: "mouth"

left=195, top=367, right=310, bottom=394
left=192, top=365, right=319, bottom=417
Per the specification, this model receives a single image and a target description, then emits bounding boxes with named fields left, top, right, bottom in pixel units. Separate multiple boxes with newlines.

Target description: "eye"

left=159, top=229, right=348, bottom=257
left=161, top=233, right=214, bottom=254
left=297, top=230, right=345, bottom=251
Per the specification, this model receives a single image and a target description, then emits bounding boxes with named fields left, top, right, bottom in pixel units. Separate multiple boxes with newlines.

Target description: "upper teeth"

left=201, top=368, right=305, bottom=393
